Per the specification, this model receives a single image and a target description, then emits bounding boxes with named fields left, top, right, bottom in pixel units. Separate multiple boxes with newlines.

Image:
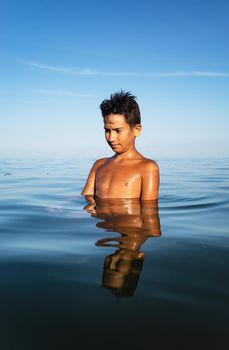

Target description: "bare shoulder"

left=141, top=158, right=159, bottom=172
left=81, top=157, right=109, bottom=196
left=140, top=158, right=160, bottom=200
left=92, top=157, right=108, bottom=169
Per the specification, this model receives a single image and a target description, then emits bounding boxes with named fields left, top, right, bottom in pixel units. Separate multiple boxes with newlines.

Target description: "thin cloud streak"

left=21, top=60, right=229, bottom=78
left=35, top=89, right=95, bottom=97
left=20, top=60, right=97, bottom=75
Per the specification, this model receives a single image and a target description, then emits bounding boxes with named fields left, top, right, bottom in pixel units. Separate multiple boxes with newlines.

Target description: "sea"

left=0, top=158, right=228, bottom=349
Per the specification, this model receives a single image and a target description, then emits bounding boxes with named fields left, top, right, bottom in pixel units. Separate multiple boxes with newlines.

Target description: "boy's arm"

left=140, top=160, right=160, bottom=200
left=81, top=158, right=106, bottom=196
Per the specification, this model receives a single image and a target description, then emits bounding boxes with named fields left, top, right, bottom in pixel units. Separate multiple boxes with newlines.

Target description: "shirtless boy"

left=81, top=91, right=159, bottom=200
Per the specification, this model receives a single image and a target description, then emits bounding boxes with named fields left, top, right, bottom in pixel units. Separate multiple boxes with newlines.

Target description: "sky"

left=0, top=0, right=229, bottom=159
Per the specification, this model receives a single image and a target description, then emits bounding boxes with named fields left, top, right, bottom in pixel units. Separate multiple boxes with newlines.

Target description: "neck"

left=115, top=144, right=140, bottom=159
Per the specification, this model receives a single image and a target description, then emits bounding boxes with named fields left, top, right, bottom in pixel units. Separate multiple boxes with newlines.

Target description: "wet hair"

left=100, top=90, right=141, bottom=127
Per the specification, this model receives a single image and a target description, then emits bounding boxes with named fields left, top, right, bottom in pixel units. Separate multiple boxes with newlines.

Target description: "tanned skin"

left=81, top=114, right=159, bottom=200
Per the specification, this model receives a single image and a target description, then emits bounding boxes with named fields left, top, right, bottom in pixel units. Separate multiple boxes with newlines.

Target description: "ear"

left=134, top=124, right=142, bottom=137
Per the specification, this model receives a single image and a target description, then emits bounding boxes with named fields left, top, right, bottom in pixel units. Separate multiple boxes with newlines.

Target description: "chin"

left=115, top=149, right=123, bottom=154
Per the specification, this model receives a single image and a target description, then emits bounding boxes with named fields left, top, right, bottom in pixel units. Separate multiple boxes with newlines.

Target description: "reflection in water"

left=83, top=196, right=161, bottom=297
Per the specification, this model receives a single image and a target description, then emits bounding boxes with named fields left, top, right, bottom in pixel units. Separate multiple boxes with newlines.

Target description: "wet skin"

left=81, top=114, right=159, bottom=200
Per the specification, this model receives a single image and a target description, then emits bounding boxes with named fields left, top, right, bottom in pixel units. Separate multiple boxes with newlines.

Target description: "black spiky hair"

left=100, top=90, right=141, bottom=127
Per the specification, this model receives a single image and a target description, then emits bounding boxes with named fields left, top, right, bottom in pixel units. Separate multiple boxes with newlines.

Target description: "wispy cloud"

left=34, top=89, right=94, bottom=97
left=20, top=60, right=229, bottom=78
left=20, top=60, right=98, bottom=76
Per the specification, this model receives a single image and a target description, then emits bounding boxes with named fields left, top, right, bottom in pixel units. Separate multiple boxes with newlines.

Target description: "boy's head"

left=102, top=249, right=144, bottom=297
left=100, top=90, right=141, bottom=127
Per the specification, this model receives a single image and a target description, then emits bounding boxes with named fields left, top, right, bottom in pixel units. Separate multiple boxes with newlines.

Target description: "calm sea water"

left=0, top=158, right=228, bottom=349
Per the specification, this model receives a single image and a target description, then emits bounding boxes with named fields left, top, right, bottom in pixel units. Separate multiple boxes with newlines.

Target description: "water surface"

left=0, top=158, right=228, bottom=349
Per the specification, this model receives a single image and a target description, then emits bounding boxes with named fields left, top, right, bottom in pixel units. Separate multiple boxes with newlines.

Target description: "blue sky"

left=1, top=0, right=228, bottom=159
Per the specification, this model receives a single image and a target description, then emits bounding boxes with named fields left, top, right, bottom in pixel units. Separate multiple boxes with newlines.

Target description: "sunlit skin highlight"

left=81, top=114, right=159, bottom=200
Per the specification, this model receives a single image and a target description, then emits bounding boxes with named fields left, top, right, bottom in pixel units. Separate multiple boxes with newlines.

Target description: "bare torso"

left=82, top=152, right=159, bottom=200
left=95, top=157, right=144, bottom=198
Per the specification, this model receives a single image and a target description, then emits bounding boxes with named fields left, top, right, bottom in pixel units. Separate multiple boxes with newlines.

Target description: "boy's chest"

left=95, top=161, right=142, bottom=195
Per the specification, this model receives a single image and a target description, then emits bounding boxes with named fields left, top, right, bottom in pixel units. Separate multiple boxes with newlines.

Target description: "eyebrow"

left=104, top=127, right=123, bottom=130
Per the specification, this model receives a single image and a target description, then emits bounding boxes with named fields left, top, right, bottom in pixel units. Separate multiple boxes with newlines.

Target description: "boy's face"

left=104, top=114, right=141, bottom=154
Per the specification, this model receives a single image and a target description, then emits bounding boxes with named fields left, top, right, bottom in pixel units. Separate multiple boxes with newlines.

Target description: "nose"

left=107, top=131, right=116, bottom=143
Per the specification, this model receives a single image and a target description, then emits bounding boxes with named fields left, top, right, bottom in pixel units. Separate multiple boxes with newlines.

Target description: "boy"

left=81, top=91, right=159, bottom=200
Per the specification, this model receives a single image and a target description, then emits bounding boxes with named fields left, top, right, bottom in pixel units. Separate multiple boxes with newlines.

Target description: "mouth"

left=109, top=143, right=119, bottom=149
